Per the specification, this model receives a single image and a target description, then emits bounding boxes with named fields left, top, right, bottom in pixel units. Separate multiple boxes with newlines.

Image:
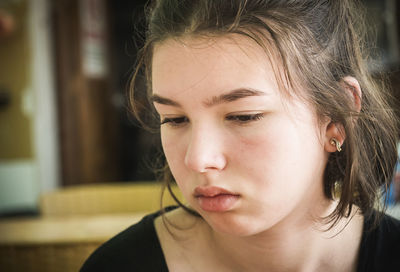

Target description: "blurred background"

left=0, top=0, right=399, bottom=271
left=0, top=0, right=399, bottom=216
left=0, top=0, right=157, bottom=217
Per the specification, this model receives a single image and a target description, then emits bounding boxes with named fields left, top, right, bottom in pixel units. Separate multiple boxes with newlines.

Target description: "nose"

left=184, top=124, right=227, bottom=173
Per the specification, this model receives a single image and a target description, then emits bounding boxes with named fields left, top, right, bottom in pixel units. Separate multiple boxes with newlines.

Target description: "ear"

left=342, top=76, right=362, bottom=113
left=324, top=76, right=362, bottom=153
left=324, top=122, right=345, bottom=153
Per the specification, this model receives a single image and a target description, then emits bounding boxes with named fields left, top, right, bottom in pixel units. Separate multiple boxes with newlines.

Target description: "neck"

left=207, top=203, right=364, bottom=272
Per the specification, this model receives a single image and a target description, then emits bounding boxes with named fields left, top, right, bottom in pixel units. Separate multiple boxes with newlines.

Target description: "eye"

left=160, top=116, right=189, bottom=127
left=226, top=113, right=265, bottom=123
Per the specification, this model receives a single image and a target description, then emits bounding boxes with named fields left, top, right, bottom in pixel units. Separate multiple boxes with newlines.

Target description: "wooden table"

left=0, top=213, right=145, bottom=272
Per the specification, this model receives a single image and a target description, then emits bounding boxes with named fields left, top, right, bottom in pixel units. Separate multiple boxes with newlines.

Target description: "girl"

left=82, top=1, right=400, bottom=271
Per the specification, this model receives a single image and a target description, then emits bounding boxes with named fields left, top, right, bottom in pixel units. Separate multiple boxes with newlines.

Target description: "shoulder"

left=80, top=207, right=178, bottom=272
left=357, top=212, right=400, bottom=272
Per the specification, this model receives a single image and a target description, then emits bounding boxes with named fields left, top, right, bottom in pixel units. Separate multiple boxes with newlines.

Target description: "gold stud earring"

left=330, top=138, right=342, bottom=152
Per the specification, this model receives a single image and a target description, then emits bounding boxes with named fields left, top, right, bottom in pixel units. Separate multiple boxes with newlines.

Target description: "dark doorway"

left=108, top=0, right=161, bottom=182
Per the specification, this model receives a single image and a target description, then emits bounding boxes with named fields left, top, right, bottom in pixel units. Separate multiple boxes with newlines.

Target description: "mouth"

left=194, top=186, right=240, bottom=212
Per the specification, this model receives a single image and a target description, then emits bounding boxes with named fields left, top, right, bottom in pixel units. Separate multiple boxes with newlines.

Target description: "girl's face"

left=152, top=36, right=331, bottom=236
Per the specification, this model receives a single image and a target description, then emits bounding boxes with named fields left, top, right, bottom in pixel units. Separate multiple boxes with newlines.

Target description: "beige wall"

left=0, top=0, right=33, bottom=160
left=0, top=0, right=59, bottom=213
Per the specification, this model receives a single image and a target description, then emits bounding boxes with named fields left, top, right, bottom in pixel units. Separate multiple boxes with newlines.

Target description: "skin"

left=152, top=35, right=363, bottom=272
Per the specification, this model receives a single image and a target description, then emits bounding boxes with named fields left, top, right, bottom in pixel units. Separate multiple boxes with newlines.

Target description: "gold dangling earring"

left=330, top=138, right=342, bottom=152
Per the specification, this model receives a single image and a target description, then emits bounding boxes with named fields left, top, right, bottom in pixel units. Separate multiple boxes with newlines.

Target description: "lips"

left=194, top=186, right=240, bottom=212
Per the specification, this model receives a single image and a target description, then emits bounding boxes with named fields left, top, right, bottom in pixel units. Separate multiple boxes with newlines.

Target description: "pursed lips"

left=194, top=186, right=239, bottom=197
left=194, top=186, right=240, bottom=212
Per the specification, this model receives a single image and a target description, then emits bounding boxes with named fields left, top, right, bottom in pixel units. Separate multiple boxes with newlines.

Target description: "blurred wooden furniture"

left=40, top=182, right=182, bottom=216
left=0, top=182, right=183, bottom=272
left=0, top=213, right=144, bottom=272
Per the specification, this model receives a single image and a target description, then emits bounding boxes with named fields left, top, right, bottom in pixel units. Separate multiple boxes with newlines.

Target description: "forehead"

left=151, top=35, right=280, bottom=99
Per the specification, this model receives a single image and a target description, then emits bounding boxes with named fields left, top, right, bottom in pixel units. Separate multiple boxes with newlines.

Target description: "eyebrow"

left=151, top=88, right=267, bottom=108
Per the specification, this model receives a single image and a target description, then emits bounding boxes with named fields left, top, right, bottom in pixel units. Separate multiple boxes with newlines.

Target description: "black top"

left=81, top=207, right=400, bottom=272
left=357, top=211, right=400, bottom=271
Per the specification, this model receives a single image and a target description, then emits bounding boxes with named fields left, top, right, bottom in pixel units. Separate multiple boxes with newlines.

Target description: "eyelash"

left=225, top=113, right=265, bottom=122
left=160, top=113, right=265, bottom=127
left=160, top=117, right=189, bottom=127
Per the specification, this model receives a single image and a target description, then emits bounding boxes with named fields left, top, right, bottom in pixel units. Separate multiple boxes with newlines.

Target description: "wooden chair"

left=39, top=182, right=183, bottom=216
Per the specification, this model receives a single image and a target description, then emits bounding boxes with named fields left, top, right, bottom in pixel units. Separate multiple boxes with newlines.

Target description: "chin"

left=200, top=210, right=271, bottom=237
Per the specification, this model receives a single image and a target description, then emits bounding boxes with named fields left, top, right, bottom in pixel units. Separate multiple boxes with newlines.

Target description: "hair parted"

left=129, top=0, right=399, bottom=227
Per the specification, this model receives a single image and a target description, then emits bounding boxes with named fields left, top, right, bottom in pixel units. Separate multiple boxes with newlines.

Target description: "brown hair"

left=129, top=0, right=399, bottom=226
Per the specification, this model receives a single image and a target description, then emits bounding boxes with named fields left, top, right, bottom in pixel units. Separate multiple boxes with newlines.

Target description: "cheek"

left=233, top=121, right=295, bottom=170
left=160, top=129, right=188, bottom=176
left=232, top=116, right=322, bottom=189
left=161, top=130, right=179, bottom=162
